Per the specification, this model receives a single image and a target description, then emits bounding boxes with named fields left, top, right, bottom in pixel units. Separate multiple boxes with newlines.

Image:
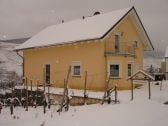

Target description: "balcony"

left=104, top=41, right=135, bottom=57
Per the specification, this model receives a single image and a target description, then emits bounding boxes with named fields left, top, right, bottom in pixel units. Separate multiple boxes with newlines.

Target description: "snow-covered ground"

left=1, top=81, right=168, bottom=126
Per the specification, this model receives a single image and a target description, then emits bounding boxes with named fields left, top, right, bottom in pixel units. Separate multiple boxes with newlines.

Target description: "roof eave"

left=14, top=37, right=100, bottom=51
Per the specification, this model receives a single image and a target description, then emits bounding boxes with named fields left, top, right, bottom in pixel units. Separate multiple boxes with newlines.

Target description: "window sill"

left=72, top=75, right=81, bottom=77
left=110, top=76, right=121, bottom=79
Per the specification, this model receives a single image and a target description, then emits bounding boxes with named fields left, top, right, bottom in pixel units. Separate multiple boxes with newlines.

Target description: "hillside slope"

left=0, top=42, right=22, bottom=81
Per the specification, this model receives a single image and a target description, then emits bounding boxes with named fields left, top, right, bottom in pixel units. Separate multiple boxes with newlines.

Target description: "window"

left=74, top=65, right=80, bottom=75
left=134, top=40, right=138, bottom=48
left=72, top=62, right=81, bottom=76
left=115, top=34, right=120, bottom=52
left=45, top=64, right=50, bottom=84
left=110, top=64, right=119, bottom=77
left=109, top=62, right=121, bottom=78
left=128, top=63, right=133, bottom=76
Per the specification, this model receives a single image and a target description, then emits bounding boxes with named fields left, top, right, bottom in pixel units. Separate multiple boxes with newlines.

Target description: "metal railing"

left=104, top=41, right=135, bottom=56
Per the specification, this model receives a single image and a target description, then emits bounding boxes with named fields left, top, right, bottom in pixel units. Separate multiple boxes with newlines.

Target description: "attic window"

left=134, top=40, right=138, bottom=48
left=115, top=34, right=120, bottom=52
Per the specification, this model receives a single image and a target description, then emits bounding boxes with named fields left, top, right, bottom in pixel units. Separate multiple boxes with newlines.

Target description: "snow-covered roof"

left=128, top=70, right=155, bottom=81
left=165, top=46, right=168, bottom=58
left=15, top=6, right=153, bottom=51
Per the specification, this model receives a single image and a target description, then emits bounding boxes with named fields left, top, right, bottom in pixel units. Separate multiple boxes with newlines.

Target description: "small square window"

left=73, top=65, right=80, bottom=76
left=110, top=64, right=120, bottom=77
left=72, top=62, right=81, bottom=76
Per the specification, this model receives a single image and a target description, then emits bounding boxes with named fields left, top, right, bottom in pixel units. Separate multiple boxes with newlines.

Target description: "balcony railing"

left=104, top=41, right=135, bottom=57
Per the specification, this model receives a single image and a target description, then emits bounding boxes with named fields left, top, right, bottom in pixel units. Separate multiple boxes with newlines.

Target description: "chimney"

left=93, top=11, right=101, bottom=16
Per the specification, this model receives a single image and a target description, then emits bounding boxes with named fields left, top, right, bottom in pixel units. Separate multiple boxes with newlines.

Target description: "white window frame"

left=108, top=61, right=122, bottom=78
left=71, top=61, right=81, bottom=77
left=128, top=62, right=134, bottom=77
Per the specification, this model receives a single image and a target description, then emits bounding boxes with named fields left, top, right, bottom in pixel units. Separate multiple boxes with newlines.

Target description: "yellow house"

left=15, top=7, right=154, bottom=91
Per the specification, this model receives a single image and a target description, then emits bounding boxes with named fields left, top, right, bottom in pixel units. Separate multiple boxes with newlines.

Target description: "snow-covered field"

left=143, top=57, right=162, bottom=70
left=0, top=41, right=165, bottom=126
left=1, top=81, right=168, bottom=126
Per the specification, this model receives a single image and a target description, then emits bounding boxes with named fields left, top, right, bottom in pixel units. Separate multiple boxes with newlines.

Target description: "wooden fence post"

left=84, top=71, right=87, bottom=104
left=148, top=80, right=151, bottom=100
left=115, top=85, right=117, bottom=104
left=25, top=77, right=28, bottom=111
left=47, top=84, right=51, bottom=109
left=131, top=79, right=133, bottom=101
left=35, top=80, right=39, bottom=108
left=43, top=80, right=46, bottom=114
left=160, top=74, right=163, bottom=91
left=30, top=80, right=32, bottom=97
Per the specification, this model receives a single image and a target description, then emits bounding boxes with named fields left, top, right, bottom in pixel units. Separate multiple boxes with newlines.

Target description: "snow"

left=165, top=46, right=168, bottom=58
left=15, top=7, right=133, bottom=50
left=1, top=81, right=168, bottom=126
left=0, top=89, right=12, bottom=95
left=14, top=85, right=104, bottom=99
left=128, top=70, right=155, bottom=80
left=0, top=42, right=22, bottom=77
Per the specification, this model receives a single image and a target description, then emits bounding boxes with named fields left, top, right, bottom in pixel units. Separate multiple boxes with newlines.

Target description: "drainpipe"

left=16, top=51, right=24, bottom=78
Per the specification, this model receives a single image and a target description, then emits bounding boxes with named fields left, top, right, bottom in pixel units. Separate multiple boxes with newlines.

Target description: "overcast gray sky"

left=0, top=0, right=168, bottom=52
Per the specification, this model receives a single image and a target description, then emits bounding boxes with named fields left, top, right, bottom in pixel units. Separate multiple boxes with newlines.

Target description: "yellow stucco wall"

left=23, top=15, right=145, bottom=91
left=103, top=15, right=144, bottom=89
left=24, top=41, right=106, bottom=90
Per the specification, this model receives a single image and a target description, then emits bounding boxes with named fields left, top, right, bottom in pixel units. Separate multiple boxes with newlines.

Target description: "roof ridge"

left=48, top=6, right=133, bottom=28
